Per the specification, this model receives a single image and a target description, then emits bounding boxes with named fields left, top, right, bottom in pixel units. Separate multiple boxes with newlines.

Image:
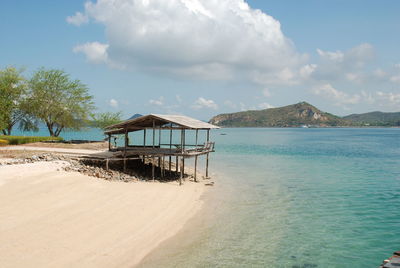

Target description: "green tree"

left=28, top=68, right=94, bottom=137
left=92, top=111, right=123, bottom=130
left=0, top=67, right=38, bottom=135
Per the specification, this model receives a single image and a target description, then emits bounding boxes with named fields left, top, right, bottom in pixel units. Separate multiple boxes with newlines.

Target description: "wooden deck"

left=113, top=142, right=215, bottom=157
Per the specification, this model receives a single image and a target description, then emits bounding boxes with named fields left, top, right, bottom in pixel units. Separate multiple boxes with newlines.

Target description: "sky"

left=1, top=0, right=400, bottom=120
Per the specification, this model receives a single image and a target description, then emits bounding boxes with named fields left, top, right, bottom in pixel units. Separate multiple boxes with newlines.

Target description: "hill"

left=209, top=102, right=346, bottom=127
left=344, top=111, right=400, bottom=126
left=128, top=114, right=143, bottom=120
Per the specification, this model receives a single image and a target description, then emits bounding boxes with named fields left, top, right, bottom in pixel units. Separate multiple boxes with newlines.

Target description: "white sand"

left=0, top=161, right=205, bottom=267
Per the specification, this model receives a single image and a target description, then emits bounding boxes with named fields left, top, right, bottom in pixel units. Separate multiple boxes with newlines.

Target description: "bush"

left=0, top=139, right=9, bottom=146
left=0, top=136, right=63, bottom=145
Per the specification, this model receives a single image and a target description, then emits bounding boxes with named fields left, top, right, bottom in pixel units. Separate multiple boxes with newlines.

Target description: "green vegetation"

left=0, top=67, right=38, bottom=135
left=92, top=112, right=123, bottom=130
left=28, top=68, right=94, bottom=137
left=209, top=102, right=346, bottom=127
left=209, top=102, right=400, bottom=127
left=0, top=139, right=9, bottom=146
left=343, top=111, right=400, bottom=127
left=0, top=135, right=62, bottom=145
left=0, top=66, right=113, bottom=138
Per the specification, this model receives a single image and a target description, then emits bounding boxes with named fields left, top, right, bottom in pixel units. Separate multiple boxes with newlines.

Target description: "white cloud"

left=192, top=97, right=218, bottom=110
left=373, top=68, right=387, bottom=79
left=73, top=42, right=109, bottom=64
left=312, top=84, right=360, bottom=106
left=361, top=90, right=375, bottom=104
left=109, top=98, right=118, bottom=108
left=312, top=43, right=374, bottom=82
left=258, top=102, right=274, bottom=109
left=224, top=100, right=237, bottom=109
left=376, top=91, right=400, bottom=106
left=149, top=96, right=164, bottom=106
left=175, top=95, right=183, bottom=103
left=262, top=88, right=271, bottom=97
left=299, top=64, right=317, bottom=79
left=390, top=74, right=400, bottom=83
left=239, top=102, right=247, bottom=111
left=70, top=0, right=306, bottom=85
left=66, top=11, right=89, bottom=26
left=317, top=49, right=344, bottom=62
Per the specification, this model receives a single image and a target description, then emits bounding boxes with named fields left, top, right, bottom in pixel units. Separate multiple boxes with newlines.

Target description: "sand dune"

left=0, top=161, right=205, bottom=267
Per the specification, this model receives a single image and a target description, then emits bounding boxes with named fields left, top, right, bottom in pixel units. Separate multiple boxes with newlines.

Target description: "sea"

left=13, top=127, right=400, bottom=267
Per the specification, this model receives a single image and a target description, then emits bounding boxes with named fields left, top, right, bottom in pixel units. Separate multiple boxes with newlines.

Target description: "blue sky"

left=1, top=0, right=400, bottom=120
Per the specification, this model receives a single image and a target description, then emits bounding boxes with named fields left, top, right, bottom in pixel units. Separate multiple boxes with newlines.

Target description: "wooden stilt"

left=152, top=120, right=155, bottom=181
left=206, top=129, right=210, bottom=178
left=106, top=159, right=109, bottom=171
left=176, top=156, right=178, bottom=173
left=169, top=124, right=172, bottom=173
left=124, top=127, right=128, bottom=173
left=161, top=156, right=165, bottom=178
left=194, top=155, right=198, bottom=182
left=195, top=129, right=198, bottom=149
left=179, top=157, right=183, bottom=186
left=182, top=129, right=185, bottom=176
left=143, top=129, right=146, bottom=164
left=152, top=157, right=155, bottom=180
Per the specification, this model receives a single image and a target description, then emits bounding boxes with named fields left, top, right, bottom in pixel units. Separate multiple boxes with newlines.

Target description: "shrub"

left=0, top=139, right=9, bottom=146
left=0, top=136, right=63, bottom=145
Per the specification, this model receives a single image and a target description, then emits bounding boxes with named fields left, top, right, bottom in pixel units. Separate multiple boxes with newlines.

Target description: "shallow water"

left=13, top=127, right=400, bottom=267
left=140, top=128, right=400, bottom=268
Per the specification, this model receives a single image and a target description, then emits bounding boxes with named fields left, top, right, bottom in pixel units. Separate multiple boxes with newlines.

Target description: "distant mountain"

left=128, top=114, right=143, bottom=120
left=344, top=111, right=400, bottom=126
left=209, top=102, right=346, bottom=127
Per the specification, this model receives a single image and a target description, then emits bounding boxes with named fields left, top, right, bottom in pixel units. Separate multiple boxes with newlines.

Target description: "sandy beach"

left=0, top=160, right=205, bottom=267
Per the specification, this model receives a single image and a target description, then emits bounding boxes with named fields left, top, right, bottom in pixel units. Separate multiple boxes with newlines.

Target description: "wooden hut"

left=104, top=114, right=219, bottom=184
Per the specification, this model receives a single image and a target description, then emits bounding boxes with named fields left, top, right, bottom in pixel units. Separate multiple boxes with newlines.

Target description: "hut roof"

left=105, top=114, right=219, bottom=134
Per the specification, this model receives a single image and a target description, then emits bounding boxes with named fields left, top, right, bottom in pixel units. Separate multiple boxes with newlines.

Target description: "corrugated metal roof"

left=105, top=114, right=219, bottom=132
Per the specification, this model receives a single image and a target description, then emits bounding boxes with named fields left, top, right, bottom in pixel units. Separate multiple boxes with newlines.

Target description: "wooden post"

left=182, top=129, right=185, bottom=176
left=106, top=159, right=109, bottom=171
left=194, top=155, right=198, bottom=182
left=143, top=129, right=146, bottom=164
left=206, top=129, right=210, bottom=178
left=169, top=124, right=172, bottom=173
left=195, top=129, right=198, bottom=149
left=179, top=157, right=183, bottom=186
left=124, top=127, right=128, bottom=172
left=108, top=134, right=111, bottom=151
left=175, top=156, right=178, bottom=173
left=161, top=156, right=165, bottom=178
left=152, top=120, right=155, bottom=181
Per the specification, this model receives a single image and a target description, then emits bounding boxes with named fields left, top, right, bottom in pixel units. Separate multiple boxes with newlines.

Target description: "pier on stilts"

left=100, top=114, right=219, bottom=184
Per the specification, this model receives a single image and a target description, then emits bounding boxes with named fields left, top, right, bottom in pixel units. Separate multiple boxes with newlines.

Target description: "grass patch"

left=0, top=136, right=63, bottom=145
left=0, top=139, right=10, bottom=146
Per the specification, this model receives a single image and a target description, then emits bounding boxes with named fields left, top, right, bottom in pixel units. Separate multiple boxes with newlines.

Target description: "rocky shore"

left=0, top=153, right=138, bottom=182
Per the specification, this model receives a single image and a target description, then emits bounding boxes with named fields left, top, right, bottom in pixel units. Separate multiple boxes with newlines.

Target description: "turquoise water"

left=13, top=127, right=400, bottom=267
left=140, top=128, right=400, bottom=268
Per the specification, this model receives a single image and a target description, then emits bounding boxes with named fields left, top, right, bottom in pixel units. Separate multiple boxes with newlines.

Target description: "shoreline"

left=0, top=159, right=208, bottom=267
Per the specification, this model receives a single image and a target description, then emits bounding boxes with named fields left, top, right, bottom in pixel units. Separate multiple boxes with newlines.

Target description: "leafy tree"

left=28, top=68, right=94, bottom=137
left=92, top=111, right=123, bottom=130
left=0, top=67, right=38, bottom=135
